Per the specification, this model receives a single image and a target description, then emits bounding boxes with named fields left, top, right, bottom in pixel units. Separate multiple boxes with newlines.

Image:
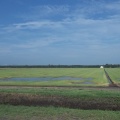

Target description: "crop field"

left=0, top=68, right=108, bottom=86
left=106, top=68, right=120, bottom=84
left=0, top=68, right=120, bottom=120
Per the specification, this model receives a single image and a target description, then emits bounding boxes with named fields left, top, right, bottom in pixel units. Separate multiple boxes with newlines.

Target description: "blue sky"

left=0, top=0, right=120, bottom=65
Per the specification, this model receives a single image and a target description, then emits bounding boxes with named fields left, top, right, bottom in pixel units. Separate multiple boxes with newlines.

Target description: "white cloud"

left=1, top=14, right=120, bottom=50
left=13, top=21, right=64, bottom=29
left=1, top=1, right=120, bottom=62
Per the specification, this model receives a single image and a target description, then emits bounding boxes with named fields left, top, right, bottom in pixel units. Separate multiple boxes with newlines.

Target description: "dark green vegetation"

left=0, top=64, right=120, bottom=68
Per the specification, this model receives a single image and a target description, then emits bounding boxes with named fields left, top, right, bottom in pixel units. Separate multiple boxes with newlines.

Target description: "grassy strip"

left=0, top=87, right=120, bottom=98
left=0, top=104, right=120, bottom=120
left=0, top=88, right=120, bottom=110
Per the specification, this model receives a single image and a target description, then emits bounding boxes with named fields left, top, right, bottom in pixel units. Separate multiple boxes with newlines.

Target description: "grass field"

left=0, top=68, right=120, bottom=119
left=0, top=87, right=120, bottom=110
left=106, top=68, right=120, bottom=84
left=0, top=68, right=108, bottom=86
left=0, top=87, right=120, bottom=119
left=0, top=104, right=120, bottom=120
left=0, top=87, right=120, bottom=98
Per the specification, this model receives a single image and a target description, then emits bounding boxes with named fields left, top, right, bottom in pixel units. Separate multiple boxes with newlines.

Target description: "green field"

left=0, top=87, right=120, bottom=98
left=0, top=68, right=120, bottom=119
left=0, top=104, right=120, bottom=120
left=106, top=68, right=120, bottom=84
left=0, top=68, right=108, bottom=86
left=0, top=87, right=120, bottom=120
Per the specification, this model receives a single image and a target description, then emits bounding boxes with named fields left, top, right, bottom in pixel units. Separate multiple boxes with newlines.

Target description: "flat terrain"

left=0, top=68, right=120, bottom=120
left=0, top=104, right=120, bottom=120
left=0, top=87, right=120, bottom=110
left=0, top=68, right=108, bottom=86
left=0, top=86, right=120, bottom=120
left=106, top=68, right=120, bottom=84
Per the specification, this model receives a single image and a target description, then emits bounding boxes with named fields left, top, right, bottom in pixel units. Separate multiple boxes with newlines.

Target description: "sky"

left=0, top=0, right=120, bottom=65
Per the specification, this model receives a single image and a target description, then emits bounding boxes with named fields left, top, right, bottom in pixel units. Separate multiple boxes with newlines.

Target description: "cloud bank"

left=0, top=0, right=120, bottom=65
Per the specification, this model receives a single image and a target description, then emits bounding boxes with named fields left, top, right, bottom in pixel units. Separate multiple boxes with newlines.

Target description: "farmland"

left=0, top=86, right=120, bottom=120
left=106, top=68, right=120, bottom=84
left=0, top=68, right=120, bottom=120
left=0, top=68, right=108, bottom=86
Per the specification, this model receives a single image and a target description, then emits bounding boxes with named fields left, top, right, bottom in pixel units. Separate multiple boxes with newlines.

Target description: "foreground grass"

left=0, top=87, right=120, bottom=110
left=0, top=87, right=120, bottom=119
left=0, top=104, right=120, bottom=120
left=0, top=68, right=108, bottom=86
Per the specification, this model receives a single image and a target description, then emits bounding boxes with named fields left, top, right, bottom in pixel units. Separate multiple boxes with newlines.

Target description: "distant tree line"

left=0, top=64, right=120, bottom=68
left=104, top=64, right=120, bottom=68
